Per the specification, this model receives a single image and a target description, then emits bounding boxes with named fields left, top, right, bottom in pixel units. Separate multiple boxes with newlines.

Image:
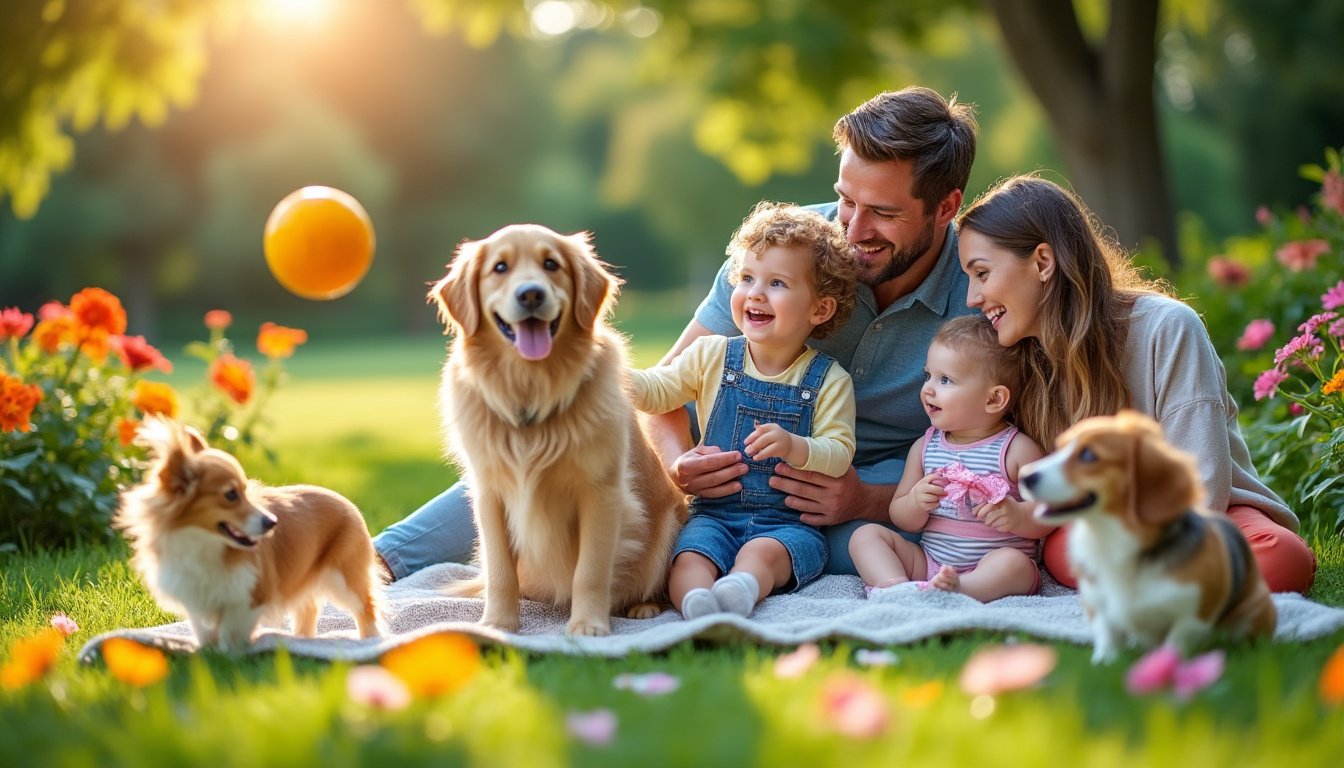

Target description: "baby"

left=848, top=315, right=1050, bottom=601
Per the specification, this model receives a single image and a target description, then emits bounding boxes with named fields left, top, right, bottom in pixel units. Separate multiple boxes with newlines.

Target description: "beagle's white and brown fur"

left=1021, top=410, right=1276, bottom=663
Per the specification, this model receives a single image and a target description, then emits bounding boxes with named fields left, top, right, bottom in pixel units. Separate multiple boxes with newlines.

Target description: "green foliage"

left=1180, top=147, right=1344, bottom=534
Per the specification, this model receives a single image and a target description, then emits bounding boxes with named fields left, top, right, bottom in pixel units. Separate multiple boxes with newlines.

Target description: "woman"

left=955, top=175, right=1316, bottom=594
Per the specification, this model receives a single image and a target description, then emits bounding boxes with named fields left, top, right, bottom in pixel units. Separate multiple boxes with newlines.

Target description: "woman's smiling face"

left=959, top=228, right=1053, bottom=347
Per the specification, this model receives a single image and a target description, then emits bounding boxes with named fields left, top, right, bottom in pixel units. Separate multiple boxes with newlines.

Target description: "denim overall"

left=673, top=336, right=833, bottom=589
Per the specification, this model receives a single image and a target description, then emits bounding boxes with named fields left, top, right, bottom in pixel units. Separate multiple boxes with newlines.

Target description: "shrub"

left=0, top=293, right=305, bottom=550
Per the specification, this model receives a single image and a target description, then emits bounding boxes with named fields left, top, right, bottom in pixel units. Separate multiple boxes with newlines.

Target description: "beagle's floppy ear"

left=429, top=239, right=484, bottom=337
left=1122, top=411, right=1201, bottom=527
left=564, top=231, right=621, bottom=331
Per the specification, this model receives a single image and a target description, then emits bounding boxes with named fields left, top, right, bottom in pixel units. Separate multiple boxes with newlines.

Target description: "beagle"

left=1020, top=410, right=1276, bottom=663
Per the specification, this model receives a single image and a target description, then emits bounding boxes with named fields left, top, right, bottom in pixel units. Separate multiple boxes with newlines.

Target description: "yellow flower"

left=381, top=633, right=480, bottom=698
left=101, top=638, right=168, bottom=687
left=1, top=628, right=64, bottom=690
left=1323, top=370, right=1344, bottom=396
left=132, top=380, right=179, bottom=418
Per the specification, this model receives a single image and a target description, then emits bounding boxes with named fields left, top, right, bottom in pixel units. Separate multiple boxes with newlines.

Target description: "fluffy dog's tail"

left=442, top=575, right=484, bottom=598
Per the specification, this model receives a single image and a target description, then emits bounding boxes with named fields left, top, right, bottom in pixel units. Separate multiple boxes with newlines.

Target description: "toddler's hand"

left=911, top=473, right=947, bottom=512
left=743, top=422, right=793, bottom=462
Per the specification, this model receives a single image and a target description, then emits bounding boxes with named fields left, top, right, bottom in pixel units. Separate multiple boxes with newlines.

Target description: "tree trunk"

left=985, top=0, right=1179, bottom=266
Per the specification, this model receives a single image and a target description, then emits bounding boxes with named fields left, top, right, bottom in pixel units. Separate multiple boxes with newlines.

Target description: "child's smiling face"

left=921, top=340, right=1007, bottom=436
left=730, top=245, right=833, bottom=353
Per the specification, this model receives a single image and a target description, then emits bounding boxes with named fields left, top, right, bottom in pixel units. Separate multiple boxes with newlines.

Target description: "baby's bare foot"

left=929, top=565, right=961, bottom=592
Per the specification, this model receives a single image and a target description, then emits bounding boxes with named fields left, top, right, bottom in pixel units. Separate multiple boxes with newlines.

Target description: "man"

left=374, top=86, right=980, bottom=579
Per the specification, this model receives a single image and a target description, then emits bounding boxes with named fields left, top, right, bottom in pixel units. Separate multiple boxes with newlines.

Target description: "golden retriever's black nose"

left=516, top=283, right=546, bottom=311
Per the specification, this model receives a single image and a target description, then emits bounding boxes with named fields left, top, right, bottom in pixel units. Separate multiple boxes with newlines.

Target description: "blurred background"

left=1, top=0, right=1341, bottom=340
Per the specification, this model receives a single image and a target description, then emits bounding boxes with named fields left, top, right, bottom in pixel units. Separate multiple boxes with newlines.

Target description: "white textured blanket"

left=78, top=563, right=1344, bottom=663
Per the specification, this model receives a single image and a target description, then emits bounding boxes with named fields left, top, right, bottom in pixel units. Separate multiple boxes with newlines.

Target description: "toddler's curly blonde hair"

left=727, top=202, right=857, bottom=339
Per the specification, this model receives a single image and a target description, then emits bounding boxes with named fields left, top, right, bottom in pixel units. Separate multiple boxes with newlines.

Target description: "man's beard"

left=855, top=215, right=938, bottom=287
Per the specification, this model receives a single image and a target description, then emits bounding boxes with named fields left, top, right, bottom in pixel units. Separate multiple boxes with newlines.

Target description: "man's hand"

left=770, top=463, right=892, bottom=527
left=670, top=444, right=747, bottom=499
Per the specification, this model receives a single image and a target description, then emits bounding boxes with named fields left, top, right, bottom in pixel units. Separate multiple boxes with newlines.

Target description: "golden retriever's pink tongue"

left=515, top=318, right=553, bottom=360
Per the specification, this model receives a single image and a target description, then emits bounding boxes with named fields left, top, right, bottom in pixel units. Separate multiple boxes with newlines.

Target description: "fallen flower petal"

left=347, top=665, right=412, bottom=710
left=102, top=638, right=168, bottom=687
left=1, top=628, right=64, bottom=690
left=774, top=643, right=821, bottom=679
left=819, top=674, right=890, bottom=739
left=1125, top=645, right=1181, bottom=695
left=959, top=643, right=1057, bottom=696
left=1321, top=645, right=1344, bottom=706
left=566, top=709, right=617, bottom=746
left=50, top=613, right=79, bottom=637
left=613, top=672, right=680, bottom=696
left=381, top=633, right=481, bottom=698
left=1172, top=650, right=1225, bottom=700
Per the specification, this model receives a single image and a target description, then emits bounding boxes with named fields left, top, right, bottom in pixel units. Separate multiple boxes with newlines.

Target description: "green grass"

left=4, top=299, right=1344, bottom=766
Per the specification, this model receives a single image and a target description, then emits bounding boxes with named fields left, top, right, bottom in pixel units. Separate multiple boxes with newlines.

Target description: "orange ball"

left=263, top=186, right=375, bottom=300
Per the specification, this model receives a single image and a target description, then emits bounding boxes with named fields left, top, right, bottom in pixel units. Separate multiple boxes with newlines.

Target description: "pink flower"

left=1236, top=319, right=1275, bottom=351
left=1255, top=205, right=1272, bottom=226
left=1253, top=368, right=1289, bottom=401
left=1299, top=312, right=1338, bottom=335
left=774, top=643, right=821, bottom=679
left=1172, top=651, right=1225, bottom=700
left=1207, top=257, right=1251, bottom=288
left=1290, top=402, right=1305, bottom=416
left=49, top=613, right=78, bottom=637
left=346, top=665, right=411, bottom=710
left=1125, top=645, right=1180, bottom=694
left=819, top=674, right=890, bottom=738
left=1274, top=333, right=1319, bottom=367
left=1324, top=169, right=1344, bottom=217
left=1330, top=318, right=1344, bottom=339
left=1323, top=281, right=1344, bottom=311
left=1276, top=239, right=1330, bottom=272
left=958, top=644, right=1058, bottom=696
left=566, top=709, right=617, bottom=746
left=0, top=308, right=35, bottom=341
left=613, top=672, right=680, bottom=696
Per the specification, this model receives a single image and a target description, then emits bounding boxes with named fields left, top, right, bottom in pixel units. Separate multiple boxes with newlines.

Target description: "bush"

left=0, top=293, right=305, bottom=550
left=1181, top=148, right=1344, bottom=534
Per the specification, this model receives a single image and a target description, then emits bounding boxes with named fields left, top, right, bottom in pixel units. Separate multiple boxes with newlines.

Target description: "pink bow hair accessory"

left=937, top=462, right=1011, bottom=510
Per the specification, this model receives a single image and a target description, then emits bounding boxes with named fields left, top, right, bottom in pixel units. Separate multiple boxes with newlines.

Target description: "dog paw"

left=566, top=618, right=611, bottom=637
left=625, top=602, right=661, bottom=620
left=481, top=611, right=520, bottom=634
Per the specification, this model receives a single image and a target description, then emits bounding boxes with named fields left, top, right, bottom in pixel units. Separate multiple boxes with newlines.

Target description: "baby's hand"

left=974, top=498, right=1027, bottom=533
left=743, top=422, right=794, bottom=462
left=910, top=473, right=947, bottom=512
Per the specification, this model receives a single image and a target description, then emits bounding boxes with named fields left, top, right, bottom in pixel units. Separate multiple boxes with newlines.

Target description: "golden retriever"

left=116, top=418, right=383, bottom=651
left=430, top=223, right=688, bottom=636
left=1021, top=410, right=1276, bottom=663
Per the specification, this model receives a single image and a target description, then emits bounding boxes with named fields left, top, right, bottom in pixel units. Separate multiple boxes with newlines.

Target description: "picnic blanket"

left=78, top=562, right=1344, bottom=663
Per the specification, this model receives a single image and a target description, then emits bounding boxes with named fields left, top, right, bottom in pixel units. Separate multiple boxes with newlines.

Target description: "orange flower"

left=1322, top=645, right=1344, bottom=706
left=112, top=335, right=173, bottom=374
left=31, top=315, right=73, bottom=354
left=117, top=417, right=140, bottom=446
left=0, top=307, right=34, bottom=341
left=101, top=637, right=168, bottom=687
left=898, top=680, right=944, bottom=709
left=381, top=633, right=480, bottom=698
left=204, top=309, right=233, bottom=331
left=256, top=322, right=308, bottom=359
left=132, top=380, right=179, bottom=418
left=1323, top=370, right=1344, bottom=397
left=0, top=373, right=42, bottom=433
left=209, top=354, right=255, bottom=405
left=69, top=287, right=127, bottom=337
left=1, top=628, right=64, bottom=690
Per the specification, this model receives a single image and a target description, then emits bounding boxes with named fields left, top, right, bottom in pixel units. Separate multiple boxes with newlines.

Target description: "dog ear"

left=430, top=239, right=483, bottom=337
left=564, top=231, right=621, bottom=331
left=182, top=425, right=208, bottom=453
left=1127, top=418, right=1202, bottom=527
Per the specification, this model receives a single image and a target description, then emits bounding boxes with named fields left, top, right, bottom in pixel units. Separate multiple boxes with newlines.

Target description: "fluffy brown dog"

left=1021, top=410, right=1276, bottom=663
left=116, top=418, right=383, bottom=651
left=430, top=223, right=688, bottom=636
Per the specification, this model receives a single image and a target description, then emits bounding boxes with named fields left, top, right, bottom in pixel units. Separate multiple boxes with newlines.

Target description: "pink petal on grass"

left=566, top=709, right=617, bottom=746
left=347, top=665, right=411, bottom=711
left=819, top=674, right=890, bottom=738
left=1125, top=645, right=1181, bottom=694
left=959, top=644, right=1058, bottom=696
left=613, top=672, right=680, bottom=696
left=50, top=613, right=78, bottom=637
left=1172, top=650, right=1225, bottom=700
left=774, top=643, right=821, bottom=679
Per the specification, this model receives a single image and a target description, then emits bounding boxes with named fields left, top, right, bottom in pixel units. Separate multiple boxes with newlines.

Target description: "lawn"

left=3, top=293, right=1344, bottom=767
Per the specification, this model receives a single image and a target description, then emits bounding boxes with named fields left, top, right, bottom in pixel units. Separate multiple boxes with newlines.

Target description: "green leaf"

left=1299, top=164, right=1326, bottom=183
left=1304, top=474, right=1342, bottom=502
left=0, top=449, right=42, bottom=471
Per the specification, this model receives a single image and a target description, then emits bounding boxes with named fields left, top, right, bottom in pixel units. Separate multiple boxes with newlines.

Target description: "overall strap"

left=723, top=335, right=747, bottom=373
left=797, top=348, right=835, bottom=394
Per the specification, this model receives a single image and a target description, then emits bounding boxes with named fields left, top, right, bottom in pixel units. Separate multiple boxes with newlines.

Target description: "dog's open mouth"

left=1035, top=492, right=1098, bottom=521
left=218, top=522, right=258, bottom=548
left=495, top=314, right=560, bottom=361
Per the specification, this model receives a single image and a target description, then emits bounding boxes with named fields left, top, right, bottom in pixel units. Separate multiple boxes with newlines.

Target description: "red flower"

left=1206, top=257, right=1251, bottom=288
left=1276, top=239, right=1330, bottom=272
left=0, top=308, right=34, bottom=341
left=111, top=335, right=173, bottom=374
left=209, top=354, right=255, bottom=405
left=204, top=310, right=233, bottom=331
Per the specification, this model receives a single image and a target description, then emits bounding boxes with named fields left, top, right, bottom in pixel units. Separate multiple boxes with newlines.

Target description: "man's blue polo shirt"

left=693, top=214, right=974, bottom=484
